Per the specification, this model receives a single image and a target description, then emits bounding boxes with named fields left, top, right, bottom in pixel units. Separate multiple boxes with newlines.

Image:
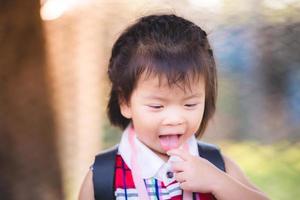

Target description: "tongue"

left=159, top=135, right=179, bottom=151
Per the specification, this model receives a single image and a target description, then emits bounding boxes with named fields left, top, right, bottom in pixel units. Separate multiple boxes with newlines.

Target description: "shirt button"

left=166, top=171, right=174, bottom=179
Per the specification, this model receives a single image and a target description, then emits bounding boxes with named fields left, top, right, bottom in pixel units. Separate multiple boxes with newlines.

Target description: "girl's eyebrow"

left=143, top=93, right=203, bottom=101
left=183, top=93, right=203, bottom=100
left=142, top=95, right=166, bottom=101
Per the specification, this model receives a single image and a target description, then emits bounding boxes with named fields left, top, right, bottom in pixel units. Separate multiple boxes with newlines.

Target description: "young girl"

left=79, top=14, right=269, bottom=200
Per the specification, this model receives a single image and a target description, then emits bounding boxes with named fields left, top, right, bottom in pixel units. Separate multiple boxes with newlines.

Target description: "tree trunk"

left=0, top=1, right=63, bottom=199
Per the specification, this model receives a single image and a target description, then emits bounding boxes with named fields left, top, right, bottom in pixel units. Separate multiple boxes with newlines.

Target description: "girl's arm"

left=78, top=170, right=95, bottom=200
left=168, top=149, right=270, bottom=200
left=212, top=155, right=269, bottom=200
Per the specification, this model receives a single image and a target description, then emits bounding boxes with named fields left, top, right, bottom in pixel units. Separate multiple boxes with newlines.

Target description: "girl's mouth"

left=159, top=134, right=182, bottom=151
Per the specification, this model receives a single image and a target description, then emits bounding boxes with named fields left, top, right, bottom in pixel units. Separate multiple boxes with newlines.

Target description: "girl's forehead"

left=136, top=73, right=204, bottom=93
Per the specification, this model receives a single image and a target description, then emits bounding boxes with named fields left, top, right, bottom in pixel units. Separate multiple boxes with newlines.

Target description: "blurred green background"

left=1, top=0, right=299, bottom=200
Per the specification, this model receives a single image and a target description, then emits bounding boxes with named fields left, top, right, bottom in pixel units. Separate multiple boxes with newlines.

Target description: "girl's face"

left=120, top=73, right=205, bottom=160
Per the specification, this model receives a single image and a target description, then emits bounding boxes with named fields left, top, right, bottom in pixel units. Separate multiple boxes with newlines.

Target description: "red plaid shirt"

left=114, top=154, right=215, bottom=200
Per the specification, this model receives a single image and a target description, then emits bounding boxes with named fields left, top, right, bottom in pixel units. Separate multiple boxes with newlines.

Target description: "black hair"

left=107, top=14, right=217, bottom=137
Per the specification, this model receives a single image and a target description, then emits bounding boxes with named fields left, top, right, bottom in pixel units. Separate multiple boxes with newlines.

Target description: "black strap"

left=93, top=144, right=118, bottom=200
left=196, top=141, right=226, bottom=200
left=93, top=141, right=225, bottom=200
left=197, top=141, right=226, bottom=172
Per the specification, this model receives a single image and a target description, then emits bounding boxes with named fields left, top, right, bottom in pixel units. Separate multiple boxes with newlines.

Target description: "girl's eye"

left=184, top=103, right=198, bottom=108
left=148, top=105, right=163, bottom=109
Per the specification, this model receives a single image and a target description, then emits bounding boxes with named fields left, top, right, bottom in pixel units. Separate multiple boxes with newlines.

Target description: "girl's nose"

left=162, top=109, right=185, bottom=126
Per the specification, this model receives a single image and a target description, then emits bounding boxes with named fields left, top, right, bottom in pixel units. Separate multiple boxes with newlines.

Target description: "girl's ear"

left=119, top=99, right=132, bottom=119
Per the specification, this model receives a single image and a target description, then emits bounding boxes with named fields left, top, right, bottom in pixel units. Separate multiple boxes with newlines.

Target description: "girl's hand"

left=167, top=148, right=224, bottom=193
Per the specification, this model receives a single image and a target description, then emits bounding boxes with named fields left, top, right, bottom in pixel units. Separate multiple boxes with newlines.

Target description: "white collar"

left=118, top=125, right=199, bottom=185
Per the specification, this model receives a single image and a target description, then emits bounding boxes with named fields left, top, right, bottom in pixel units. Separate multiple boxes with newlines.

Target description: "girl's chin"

left=150, top=147, right=169, bottom=159
left=156, top=150, right=170, bottom=162
left=153, top=147, right=167, bottom=155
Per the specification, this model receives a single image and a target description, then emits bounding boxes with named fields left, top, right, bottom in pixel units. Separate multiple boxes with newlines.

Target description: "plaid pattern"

left=114, top=154, right=215, bottom=200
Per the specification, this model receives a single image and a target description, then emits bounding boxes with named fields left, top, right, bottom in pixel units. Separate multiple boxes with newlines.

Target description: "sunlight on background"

left=264, top=0, right=299, bottom=10
left=40, top=0, right=91, bottom=21
left=188, top=0, right=223, bottom=11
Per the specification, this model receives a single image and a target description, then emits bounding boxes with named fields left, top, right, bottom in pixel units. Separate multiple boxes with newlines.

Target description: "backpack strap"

left=92, top=144, right=118, bottom=200
left=197, top=141, right=226, bottom=200
left=197, top=141, right=226, bottom=172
